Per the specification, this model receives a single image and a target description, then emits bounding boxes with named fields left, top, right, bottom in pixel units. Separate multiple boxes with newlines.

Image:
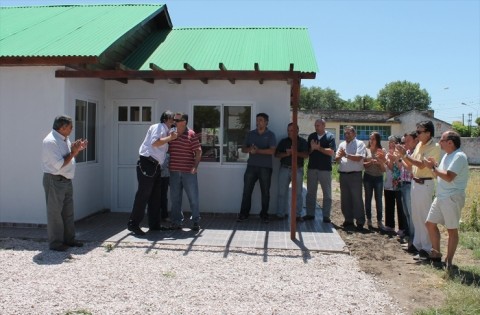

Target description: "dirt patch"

left=326, top=181, right=459, bottom=314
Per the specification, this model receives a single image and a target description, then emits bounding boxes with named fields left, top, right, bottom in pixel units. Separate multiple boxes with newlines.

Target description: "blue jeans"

left=169, top=171, right=200, bottom=225
left=363, top=173, right=384, bottom=222
left=240, top=165, right=272, bottom=217
left=306, top=169, right=332, bottom=218
left=277, top=166, right=304, bottom=217
left=400, top=182, right=414, bottom=237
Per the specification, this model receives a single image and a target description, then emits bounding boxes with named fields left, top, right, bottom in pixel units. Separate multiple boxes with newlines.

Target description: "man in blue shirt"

left=237, top=113, right=277, bottom=223
left=424, top=131, right=469, bottom=269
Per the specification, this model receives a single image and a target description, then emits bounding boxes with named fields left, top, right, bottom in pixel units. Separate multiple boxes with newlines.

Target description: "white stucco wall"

left=105, top=80, right=293, bottom=214
left=0, top=67, right=105, bottom=224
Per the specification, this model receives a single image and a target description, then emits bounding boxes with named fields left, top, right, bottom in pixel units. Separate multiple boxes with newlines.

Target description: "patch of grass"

left=414, top=276, right=480, bottom=315
left=104, top=243, right=114, bottom=252
left=64, top=310, right=92, bottom=315
left=460, top=170, right=480, bottom=232
left=416, top=170, right=480, bottom=315
left=459, top=232, right=480, bottom=260
left=162, top=270, right=176, bottom=278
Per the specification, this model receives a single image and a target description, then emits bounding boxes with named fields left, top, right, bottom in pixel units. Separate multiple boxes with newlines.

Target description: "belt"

left=48, top=174, right=70, bottom=181
left=413, top=177, right=433, bottom=185
left=339, top=171, right=361, bottom=174
left=140, top=155, right=159, bottom=166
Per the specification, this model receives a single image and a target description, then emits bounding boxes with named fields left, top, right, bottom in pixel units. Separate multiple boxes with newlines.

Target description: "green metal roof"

left=124, top=27, right=318, bottom=72
left=0, top=4, right=166, bottom=57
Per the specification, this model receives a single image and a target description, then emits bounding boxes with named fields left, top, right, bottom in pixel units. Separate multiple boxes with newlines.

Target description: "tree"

left=300, top=86, right=344, bottom=110
left=346, top=95, right=382, bottom=110
left=377, top=80, right=431, bottom=112
left=451, top=121, right=470, bottom=137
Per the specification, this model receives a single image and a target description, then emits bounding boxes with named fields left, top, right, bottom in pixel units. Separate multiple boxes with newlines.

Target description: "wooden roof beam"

left=219, top=63, right=235, bottom=84
left=55, top=69, right=316, bottom=81
left=0, top=56, right=99, bottom=66
left=150, top=63, right=181, bottom=84
left=184, top=63, right=208, bottom=84
left=118, top=62, right=153, bottom=84
left=254, top=62, right=264, bottom=84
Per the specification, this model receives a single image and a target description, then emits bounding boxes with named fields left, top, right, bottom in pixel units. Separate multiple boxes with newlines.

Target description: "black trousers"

left=129, top=157, right=162, bottom=228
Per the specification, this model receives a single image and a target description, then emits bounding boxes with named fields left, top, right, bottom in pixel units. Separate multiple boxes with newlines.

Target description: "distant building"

left=297, top=109, right=452, bottom=148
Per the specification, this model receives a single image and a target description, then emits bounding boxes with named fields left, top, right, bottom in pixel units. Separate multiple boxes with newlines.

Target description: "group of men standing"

left=42, top=113, right=469, bottom=267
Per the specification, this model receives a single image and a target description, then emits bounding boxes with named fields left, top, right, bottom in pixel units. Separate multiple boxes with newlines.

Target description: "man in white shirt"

left=335, top=126, right=366, bottom=230
left=42, top=115, right=87, bottom=251
left=127, top=110, right=176, bottom=236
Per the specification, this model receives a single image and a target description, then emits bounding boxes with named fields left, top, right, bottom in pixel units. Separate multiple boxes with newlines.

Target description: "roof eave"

left=0, top=56, right=99, bottom=66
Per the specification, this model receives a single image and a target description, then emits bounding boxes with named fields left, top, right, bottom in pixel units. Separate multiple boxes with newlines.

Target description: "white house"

left=0, top=4, right=317, bottom=224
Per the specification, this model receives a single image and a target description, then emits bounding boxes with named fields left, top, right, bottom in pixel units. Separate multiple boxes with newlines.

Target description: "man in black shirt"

left=305, top=119, right=336, bottom=223
left=275, top=123, right=309, bottom=220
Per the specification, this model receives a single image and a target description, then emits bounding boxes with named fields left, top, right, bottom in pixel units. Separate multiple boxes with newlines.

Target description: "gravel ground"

left=0, top=238, right=404, bottom=315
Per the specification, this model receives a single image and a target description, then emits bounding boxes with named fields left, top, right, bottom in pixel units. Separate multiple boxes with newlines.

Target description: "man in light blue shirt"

left=424, top=131, right=469, bottom=268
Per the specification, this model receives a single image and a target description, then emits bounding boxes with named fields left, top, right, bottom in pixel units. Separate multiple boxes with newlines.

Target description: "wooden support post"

left=290, top=78, right=301, bottom=240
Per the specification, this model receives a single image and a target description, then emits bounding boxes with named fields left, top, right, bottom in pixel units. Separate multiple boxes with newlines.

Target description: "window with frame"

left=193, top=105, right=251, bottom=163
left=75, top=99, right=97, bottom=163
left=340, top=125, right=391, bottom=141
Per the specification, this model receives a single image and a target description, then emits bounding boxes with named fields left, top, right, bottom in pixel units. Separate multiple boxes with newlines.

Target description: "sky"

left=1, top=0, right=479, bottom=124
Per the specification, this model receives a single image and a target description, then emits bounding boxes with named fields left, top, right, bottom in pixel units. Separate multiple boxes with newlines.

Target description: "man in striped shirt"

left=168, top=112, right=202, bottom=231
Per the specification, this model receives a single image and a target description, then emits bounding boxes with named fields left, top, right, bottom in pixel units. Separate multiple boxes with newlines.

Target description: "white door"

left=113, top=100, right=156, bottom=212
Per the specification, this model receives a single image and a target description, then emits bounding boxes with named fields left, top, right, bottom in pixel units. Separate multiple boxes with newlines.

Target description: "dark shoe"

left=418, top=249, right=430, bottom=258
left=260, top=215, right=269, bottom=224
left=428, top=256, right=442, bottom=263
left=128, top=224, right=146, bottom=236
left=237, top=214, right=248, bottom=222
left=149, top=225, right=168, bottom=231
left=404, top=244, right=418, bottom=254
left=66, top=241, right=83, bottom=247
left=169, top=223, right=183, bottom=230
left=323, top=217, right=331, bottom=223
left=342, top=221, right=355, bottom=228
left=295, top=216, right=304, bottom=222
left=302, top=215, right=315, bottom=221
left=191, top=222, right=200, bottom=231
left=274, top=214, right=287, bottom=220
left=50, top=244, right=69, bottom=252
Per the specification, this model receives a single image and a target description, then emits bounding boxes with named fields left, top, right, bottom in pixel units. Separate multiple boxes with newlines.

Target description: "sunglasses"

left=173, top=118, right=185, bottom=122
left=416, top=130, right=427, bottom=134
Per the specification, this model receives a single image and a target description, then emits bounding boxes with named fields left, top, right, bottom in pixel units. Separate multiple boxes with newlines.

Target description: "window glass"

left=223, top=106, right=251, bottom=162
left=118, top=106, right=128, bottom=121
left=75, top=99, right=97, bottom=163
left=193, top=106, right=221, bottom=162
left=193, top=105, right=251, bottom=163
left=142, top=107, right=152, bottom=122
left=340, top=125, right=391, bottom=141
left=130, top=107, right=140, bottom=121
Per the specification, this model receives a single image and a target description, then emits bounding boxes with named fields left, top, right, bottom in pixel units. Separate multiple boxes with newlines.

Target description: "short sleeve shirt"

left=276, top=136, right=308, bottom=168
left=244, top=128, right=277, bottom=168
left=411, top=138, right=441, bottom=178
left=436, top=149, right=469, bottom=199
left=336, top=138, right=366, bottom=173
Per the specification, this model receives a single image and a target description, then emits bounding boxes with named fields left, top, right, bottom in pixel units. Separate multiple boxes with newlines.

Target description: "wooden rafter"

left=184, top=63, right=208, bottom=84
left=150, top=63, right=181, bottom=84
left=254, top=62, right=263, bottom=84
left=219, top=63, right=235, bottom=84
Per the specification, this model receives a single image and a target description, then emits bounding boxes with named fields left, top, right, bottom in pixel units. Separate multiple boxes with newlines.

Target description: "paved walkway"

left=0, top=211, right=347, bottom=253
